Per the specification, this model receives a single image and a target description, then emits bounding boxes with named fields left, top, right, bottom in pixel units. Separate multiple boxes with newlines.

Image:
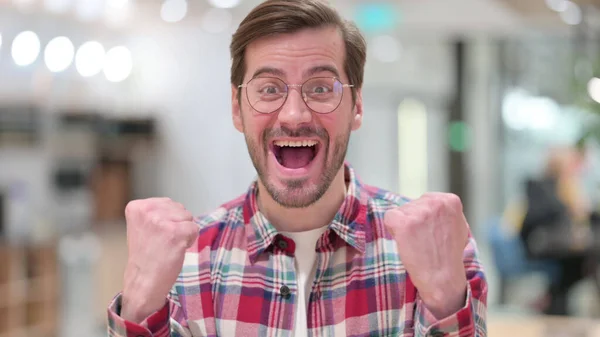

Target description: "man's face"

left=232, top=26, right=363, bottom=208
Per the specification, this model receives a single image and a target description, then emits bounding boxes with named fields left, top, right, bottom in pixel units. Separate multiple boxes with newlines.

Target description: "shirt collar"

left=244, top=162, right=367, bottom=264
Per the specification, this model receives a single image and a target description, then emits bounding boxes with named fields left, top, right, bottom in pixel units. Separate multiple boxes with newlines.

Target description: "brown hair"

left=229, top=0, right=367, bottom=104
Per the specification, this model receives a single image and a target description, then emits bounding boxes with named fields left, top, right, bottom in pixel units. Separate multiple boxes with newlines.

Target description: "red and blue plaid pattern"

left=107, top=163, right=487, bottom=337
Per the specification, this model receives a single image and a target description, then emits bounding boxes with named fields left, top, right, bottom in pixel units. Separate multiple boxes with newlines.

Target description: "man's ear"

left=232, top=84, right=243, bottom=133
left=351, top=88, right=363, bottom=131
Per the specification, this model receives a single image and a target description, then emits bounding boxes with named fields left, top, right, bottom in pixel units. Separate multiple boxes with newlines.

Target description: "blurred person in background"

left=106, top=0, right=487, bottom=336
left=520, top=142, right=600, bottom=316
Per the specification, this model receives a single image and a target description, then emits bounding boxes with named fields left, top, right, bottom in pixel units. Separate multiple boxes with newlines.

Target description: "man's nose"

left=277, top=88, right=312, bottom=128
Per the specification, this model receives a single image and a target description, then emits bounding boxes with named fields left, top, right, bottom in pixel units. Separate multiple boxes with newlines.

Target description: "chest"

left=192, top=243, right=418, bottom=336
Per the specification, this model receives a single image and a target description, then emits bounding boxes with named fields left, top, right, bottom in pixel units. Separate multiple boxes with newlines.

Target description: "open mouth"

left=272, top=140, right=319, bottom=169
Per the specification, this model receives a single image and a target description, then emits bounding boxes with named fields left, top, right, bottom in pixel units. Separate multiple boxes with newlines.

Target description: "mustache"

left=263, top=126, right=328, bottom=141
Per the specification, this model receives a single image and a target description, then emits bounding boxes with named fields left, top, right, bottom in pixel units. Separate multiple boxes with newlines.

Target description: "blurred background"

left=0, top=0, right=600, bottom=336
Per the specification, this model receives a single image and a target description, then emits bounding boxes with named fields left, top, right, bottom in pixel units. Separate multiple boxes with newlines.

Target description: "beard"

left=244, top=123, right=350, bottom=208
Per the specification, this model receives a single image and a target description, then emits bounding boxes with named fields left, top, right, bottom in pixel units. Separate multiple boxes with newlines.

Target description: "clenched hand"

left=121, top=198, right=199, bottom=323
left=384, top=192, right=469, bottom=319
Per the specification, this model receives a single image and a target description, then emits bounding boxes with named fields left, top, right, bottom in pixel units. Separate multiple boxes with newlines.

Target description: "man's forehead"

left=244, top=27, right=345, bottom=80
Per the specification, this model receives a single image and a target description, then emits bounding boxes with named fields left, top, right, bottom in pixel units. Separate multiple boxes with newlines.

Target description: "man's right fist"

left=121, top=197, right=199, bottom=323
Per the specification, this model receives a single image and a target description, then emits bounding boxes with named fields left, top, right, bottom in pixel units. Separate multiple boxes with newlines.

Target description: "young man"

left=107, top=0, right=487, bottom=336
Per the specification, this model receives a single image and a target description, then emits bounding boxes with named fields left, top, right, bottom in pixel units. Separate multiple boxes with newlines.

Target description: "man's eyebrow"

left=305, top=65, right=340, bottom=78
left=252, top=67, right=286, bottom=79
left=250, top=65, right=341, bottom=80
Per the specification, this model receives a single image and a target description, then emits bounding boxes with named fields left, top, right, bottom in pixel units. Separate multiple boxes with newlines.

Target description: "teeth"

left=274, top=140, right=317, bottom=147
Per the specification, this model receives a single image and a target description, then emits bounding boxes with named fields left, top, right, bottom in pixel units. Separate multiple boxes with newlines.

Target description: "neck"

left=257, top=166, right=347, bottom=232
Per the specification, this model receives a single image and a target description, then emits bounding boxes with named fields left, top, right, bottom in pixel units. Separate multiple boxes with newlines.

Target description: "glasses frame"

left=238, top=76, right=354, bottom=114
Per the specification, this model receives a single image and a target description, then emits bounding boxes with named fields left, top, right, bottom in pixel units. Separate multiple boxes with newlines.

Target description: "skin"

left=232, top=25, right=363, bottom=232
left=120, top=24, right=469, bottom=324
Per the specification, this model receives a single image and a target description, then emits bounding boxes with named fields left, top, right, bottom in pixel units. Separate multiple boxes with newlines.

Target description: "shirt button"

left=280, top=285, right=291, bottom=298
left=277, top=239, right=288, bottom=250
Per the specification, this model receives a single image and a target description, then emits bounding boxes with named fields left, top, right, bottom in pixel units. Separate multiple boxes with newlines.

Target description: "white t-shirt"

left=280, top=225, right=328, bottom=337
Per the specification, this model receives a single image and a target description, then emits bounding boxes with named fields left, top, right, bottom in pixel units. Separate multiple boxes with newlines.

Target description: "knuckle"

left=444, top=193, right=462, bottom=210
left=428, top=197, right=443, bottom=210
left=148, top=211, right=164, bottom=227
left=186, top=225, right=199, bottom=240
left=124, top=199, right=141, bottom=217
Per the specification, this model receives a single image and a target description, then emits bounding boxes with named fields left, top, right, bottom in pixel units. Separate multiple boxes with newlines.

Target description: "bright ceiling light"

left=44, top=36, right=75, bottom=72
left=11, top=31, right=41, bottom=66
left=545, top=0, right=569, bottom=12
left=103, top=46, right=133, bottom=82
left=0, top=33, right=3, bottom=50
left=75, top=41, right=106, bottom=77
left=207, top=0, right=241, bottom=9
left=560, top=1, right=582, bottom=25
left=161, top=0, right=188, bottom=23
left=104, top=0, right=130, bottom=27
left=588, top=77, right=600, bottom=104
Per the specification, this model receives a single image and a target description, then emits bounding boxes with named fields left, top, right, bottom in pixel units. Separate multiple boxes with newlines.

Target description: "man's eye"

left=261, top=86, right=280, bottom=94
left=312, top=86, right=331, bottom=94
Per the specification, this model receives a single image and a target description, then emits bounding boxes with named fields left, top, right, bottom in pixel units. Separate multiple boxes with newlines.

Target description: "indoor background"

left=0, top=0, right=599, bottom=336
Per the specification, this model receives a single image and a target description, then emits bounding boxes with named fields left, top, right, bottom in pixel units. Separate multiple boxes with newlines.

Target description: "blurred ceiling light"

left=44, top=0, right=74, bottom=13
left=75, top=0, right=105, bottom=21
left=545, top=0, right=569, bottom=12
left=104, top=5, right=131, bottom=27
left=11, top=31, right=41, bottom=66
left=371, top=35, right=401, bottom=63
left=103, top=46, right=133, bottom=82
left=201, top=8, right=233, bottom=33
left=161, top=0, right=187, bottom=23
left=207, top=0, right=241, bottom=9
left=587, top=77, right=600, bottom=103
left=75, top=41, right=106, bottom=77
left=559, top=1, right=582, bottom=25
left=0, top=33, right=3, bottom=50
left=44, top=36, right=75, bottom=72
left=104, top=0, right=130, bottom=26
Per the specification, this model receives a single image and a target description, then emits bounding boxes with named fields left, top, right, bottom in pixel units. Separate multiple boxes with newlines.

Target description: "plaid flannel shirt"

left=107, top=163, right=487, bottom=337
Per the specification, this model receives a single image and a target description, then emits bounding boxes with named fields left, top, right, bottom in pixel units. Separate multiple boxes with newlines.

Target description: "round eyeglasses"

left=238, top=77, right=354, bottom=114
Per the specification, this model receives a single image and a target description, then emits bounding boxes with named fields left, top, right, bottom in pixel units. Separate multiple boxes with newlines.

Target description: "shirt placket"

left=272, top=235, right=298, bottom=336
left=306, top=244, right=334, bottom=337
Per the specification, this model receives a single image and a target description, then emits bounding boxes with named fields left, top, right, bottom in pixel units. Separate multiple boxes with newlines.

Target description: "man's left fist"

left=384, top=192, right=469, bottom=318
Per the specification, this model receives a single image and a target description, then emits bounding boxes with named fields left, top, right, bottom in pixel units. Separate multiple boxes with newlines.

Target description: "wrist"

left=420, top=272, right=467, bottom=319
left=121, top=290, right=166, bottom=323
left=121, top=279, right=165, bottom=323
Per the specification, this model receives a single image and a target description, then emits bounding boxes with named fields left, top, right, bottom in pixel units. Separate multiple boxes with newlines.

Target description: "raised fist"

left=121, top=197, right=199, bottom=323
left=384, top=192, right=469, bottom=318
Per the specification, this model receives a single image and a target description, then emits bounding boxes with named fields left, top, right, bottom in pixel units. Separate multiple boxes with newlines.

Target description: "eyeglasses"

left=238, top=76, right=354, bottom=114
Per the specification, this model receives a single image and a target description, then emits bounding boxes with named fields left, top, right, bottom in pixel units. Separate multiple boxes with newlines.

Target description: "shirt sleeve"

left=413, top=236, right=488, bottom=337
left=106, top=292, right=192, bottom=337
